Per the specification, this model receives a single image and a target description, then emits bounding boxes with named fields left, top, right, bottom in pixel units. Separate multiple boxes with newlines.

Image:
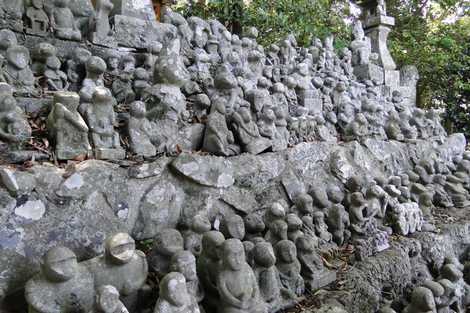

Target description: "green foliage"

left=174, top=0, right=352, bottom=48
left=387, top=0, right=469, bottom=135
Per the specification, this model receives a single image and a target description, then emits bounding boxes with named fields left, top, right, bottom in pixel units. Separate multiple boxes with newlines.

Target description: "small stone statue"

left=286, top=214, right=304, bottom=244
left=83, top=233, right=148, bottom=298
left=402, top=286, right=436, bottom=313
left=85, top=87, right=125, bottom=160
left=112, top=55, right=136, bottom=105
left=216, top=239, right=267, bottom=313
left=264, top=202, right=287, bottom=229
left=79, top=56, right=107, bottom=114
left=133, top=68, right=151, bottom=101
left=0, top=45, right=35, bottom=95
left=0, top=87, right=31, bottom=147
left=0, top=29, right=17, bottom=61
left=153, top=272, right=198, bottom=313
left=66, top=48, right=91, bottom=92
left=244, top=213, right=266, bottom=241
left=50, top=0, right=82, bottom=41
left=148, top=229, right=184, bottom=278
left=220, top=214, right=246, bottom=240
left=252, top=242, right=283, bottom=312
left=127, top=101, right=156, bottom=158
left=25, top=246, right=94, bottom=313
left=202, top=101, right=240, bottom=156
left=197, top=231, right=225, bottom=312
left=182, top=214, right=212, bottom=256
left=231, top=107, right=272, bottom=155
left=31, top=42, right=57, bottom=76
left=350, top=21, right=371, bottom=66
left=90, top=0, right=115, bottom=45
left=170, top=251, right=204, bottom=311
left=26, top=0, right=49, bottom=36
left=296, top=236, right=336, bottom=290
left=291, top=193, right=314, bottom=217
left=265, top=219, right=288, bottom=246
left=326, top=201, right=350, bottom=246
left=47, top=92, right=91, bottom=160
left=44, top=56, right=69, bottom=91
left=95, top=285, right=130, bottom=313
left=275, top=240, right=305, bottom=297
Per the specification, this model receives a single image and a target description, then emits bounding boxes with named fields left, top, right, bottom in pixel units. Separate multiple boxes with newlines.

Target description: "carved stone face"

left=130, top=101, right=146, bottom=118
left=106, top=233, right=135, bottom=264
left=155, top=229, right=184, bottom=256
left=223, top=239, right=245, bottom=271
left=0, top=30, right=17, bottom=51
left=42, top=247, right=78, bottom=282
left=107, top=57, right=119, bottom=70
left=224, top=215, right=245, bottom=240
left=7, top=47, right=30, bottom=70
left=96, top=285, right=120, bottom=312
left=297, top=194, right=313, bottom=214
left=276, top=240, right=296, bottom=263
left=271, top=220, right=288, bottom=240
left=161, top=272, right=190, bottom=307
left=244, top=214, right=265, bottom=233
left=253, top=242, right=276, bottom=268
left=201, top=231, right=225, bottom=260
left=32, top=0, right=44, bottom=9
left=171, top=251, right=197, bottom=281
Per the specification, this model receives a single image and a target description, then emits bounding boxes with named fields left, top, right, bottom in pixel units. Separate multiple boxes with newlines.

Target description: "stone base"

left=90, top=33, right=117, bottom=48
left=365, top=15, right=395, bottom=28
left=306, top=270, right=337, bottom=290
left=95, top=148, right=126, bottom=160
left=353, top=64, right=384, bottom=85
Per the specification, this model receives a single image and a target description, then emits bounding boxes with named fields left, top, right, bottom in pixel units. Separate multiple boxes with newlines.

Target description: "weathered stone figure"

left=275, top=240, right=305, bottom=298
left=350, top=21, right=371, bottom=66
left=79, top=56, right=107, bottom=114
left=0, top=86, right=31, bottom=146
left=170, top=251, right=204, bottom=311
left=85, top=87, right=125, bottom=160
left=148, top=229, right=184, bottom=278
left=0, top=45, right=35, bottom=95
left=128, top=101, right=157, bottom=158
left=153, top=272, right=198, bottom=313
left=26, top=0, right=49, bottom=36
left=50, top=0, right=82, bottom=41
left=182, top=214, right=211, bottom=256
left=44, top=56, right=69, bottom=91
left=197, top=231, right=225, bottom=311
left=252, top=242, right=283, bottom=312
left=95, top=285, right=130, bottom=313
left=220, top=214, right=246, bottom=240
left=216, top=238, right=267, bottom=313
left=47, top=92, right=91, bottom=160
left=202, top=101, right=240, bottom=156
left=91, top=0, right=114, bottom=44
left=25, top=246, right=95, bottom=313
left=83, top=233, right=148, bottom=298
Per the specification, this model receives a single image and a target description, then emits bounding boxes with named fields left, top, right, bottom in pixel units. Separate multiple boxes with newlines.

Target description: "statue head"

left=296, top=235, right=315, bottom=253
left=130, top=101, right=146, bottom=118
left=244, top=213, right=265, bottom=234
left=46, top=56, right=61, bottom=70
left=253, top=242, right=276, bottom=268
left=270, top=220, right=288, bottom=240
left=86, top=56, right=107, bottom=76
left=159, top=272, right=190, bottom=307
left=286, top=214, right=302, bottom=231
left=54, top=92, right=80, bottom=112
left=275, top=240, right=297, bottom=263
left=410, top=286, right=435, bottom=311
left=73, top=48, right=92, bottom=65
left=192, top=214, right=211, bottom=234
left=42, top=246, right=78, bottom=282
left=96, top=285, right=120, bottom=313
left=154, top=53, right=189, bottom=86
left=170, top=250, right=197, bottom=282
left=32, top=0, right=45, bottom=9
left=106, top=53, right=120, bottom=71
left=92, top=87, right=113, bottom=106
left=6, top=46, right=30, bottom=70
left=221, top=214, right=245, bottom=240
left=153, top=229, right=184, bottom=257
left=222, top=239, right=246, bottom=271
left=201, top=231, right=225, bottom=260
left=0, top=30, right=17, bottom=51
left=105, top=233, right=136, bottom=265
left=296, top=193, right=314, bottom=214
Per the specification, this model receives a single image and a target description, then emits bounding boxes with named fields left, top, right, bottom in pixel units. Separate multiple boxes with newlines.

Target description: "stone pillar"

left=110, top=0, right=157, bottom=21
left=364, top=15, right=396, bottom=71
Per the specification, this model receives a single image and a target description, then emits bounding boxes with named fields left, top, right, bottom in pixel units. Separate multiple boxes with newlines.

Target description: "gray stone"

left=171, top=153, right=234, bottom=188
left=50, top=0, right=82, bottom=41
left=25, top=0, right=50, bottom=36
left=95, top=285, right=130, bottom=313
left=153, top=272, right=197, bottom=313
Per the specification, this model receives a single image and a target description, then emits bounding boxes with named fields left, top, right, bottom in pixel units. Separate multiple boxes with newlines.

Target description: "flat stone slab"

left=171, top=153, right=235, bottom=188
